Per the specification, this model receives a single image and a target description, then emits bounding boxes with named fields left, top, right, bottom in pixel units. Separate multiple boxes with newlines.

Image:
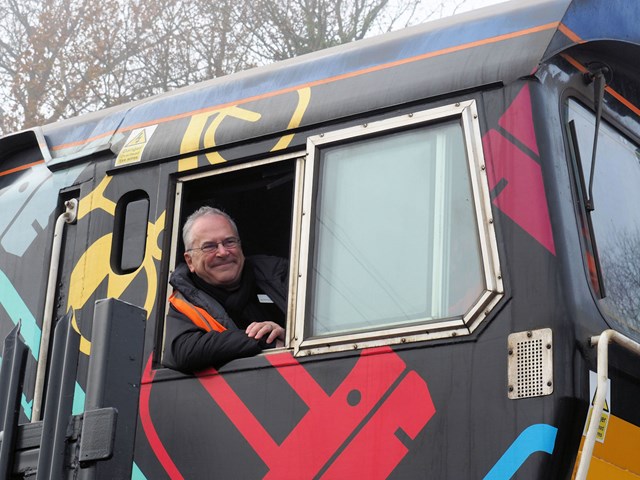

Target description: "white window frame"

left=163, top=153, right=305, bottom=356
left=293, top=100, right=503, bottom=356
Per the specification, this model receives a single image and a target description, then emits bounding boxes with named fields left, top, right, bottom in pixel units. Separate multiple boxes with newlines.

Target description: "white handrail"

left=31, top=198, right=78, bottom=422
left=575, top=329, right=640, bottom=479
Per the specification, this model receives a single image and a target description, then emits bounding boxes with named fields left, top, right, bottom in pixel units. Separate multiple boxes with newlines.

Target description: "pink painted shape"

left=483, top=129, right=555, bottom=255
left=196, top=347, right=434, bottom=479
left=498, top=83, right=539, bottom=156
left=321, top=370, right=435, bottom=479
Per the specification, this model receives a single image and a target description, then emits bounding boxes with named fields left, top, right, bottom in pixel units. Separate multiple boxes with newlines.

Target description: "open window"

left=164, top=154, right=303, bottom=357
left=295, top=100, right=503, bottom=354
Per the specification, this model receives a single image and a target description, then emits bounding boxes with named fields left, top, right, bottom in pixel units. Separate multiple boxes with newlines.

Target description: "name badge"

left=257, top=294, right=274, bottom=304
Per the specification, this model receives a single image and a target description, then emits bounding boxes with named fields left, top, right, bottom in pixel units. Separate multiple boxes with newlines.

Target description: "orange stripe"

left=558, top=23, right=584, bottom=44
left=51, top=22, right=559, bottom=152
left=0, top=159, right=45, bottom=177
left=561, top=53, right=640, bottom=117
left=169, top=292, right=226, bottom=333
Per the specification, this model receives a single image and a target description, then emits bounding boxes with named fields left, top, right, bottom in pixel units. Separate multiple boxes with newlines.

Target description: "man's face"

left=184, top=214, right=245, bottom=288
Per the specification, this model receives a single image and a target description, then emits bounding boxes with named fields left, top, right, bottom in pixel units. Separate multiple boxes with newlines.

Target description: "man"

left=163, top=206, right=287, bottom=372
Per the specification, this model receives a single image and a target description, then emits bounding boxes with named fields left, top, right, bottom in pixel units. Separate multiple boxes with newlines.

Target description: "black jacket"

left=162, top=255, right=288, bottom=373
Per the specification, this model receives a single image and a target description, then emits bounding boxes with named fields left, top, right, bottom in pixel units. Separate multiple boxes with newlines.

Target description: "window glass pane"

left=568, top=100, right=640, bottom=338
left=308, top=120, right=485, bottom=337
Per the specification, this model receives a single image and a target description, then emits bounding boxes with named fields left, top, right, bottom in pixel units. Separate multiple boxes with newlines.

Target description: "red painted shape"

left=195, top=366, right=281, bottom=461
left=498, top=83, right=539, bottom=156
left=483, top=129, right=556, bottom=255
left=196, top=346, right=434, bottom=479
left=140, top=355, right=185, bottom=480
left=321, top=370, right=435, bottom=479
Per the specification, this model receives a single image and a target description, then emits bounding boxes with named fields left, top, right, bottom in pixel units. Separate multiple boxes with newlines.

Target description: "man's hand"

left=246, top=321, right=285, bottom=346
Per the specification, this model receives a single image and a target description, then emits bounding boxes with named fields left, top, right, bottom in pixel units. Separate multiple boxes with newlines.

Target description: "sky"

left=448, top=0, right=510, bottom=15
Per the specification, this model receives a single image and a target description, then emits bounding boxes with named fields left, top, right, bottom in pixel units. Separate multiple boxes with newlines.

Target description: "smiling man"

left=163, top=206, right=288, bottom=372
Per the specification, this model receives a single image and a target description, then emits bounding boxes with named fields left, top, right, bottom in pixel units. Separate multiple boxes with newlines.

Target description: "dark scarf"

left=190, top=263, right=276, bottom=330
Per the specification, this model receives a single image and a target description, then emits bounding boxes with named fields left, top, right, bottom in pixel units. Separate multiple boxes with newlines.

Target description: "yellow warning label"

left=115, top=125, right=157, bottom=166
left=127, top=130, right=147, bottom=146
left=584, top=408, right=610, bottom=443
left=583, top=371, right=611, bottom=443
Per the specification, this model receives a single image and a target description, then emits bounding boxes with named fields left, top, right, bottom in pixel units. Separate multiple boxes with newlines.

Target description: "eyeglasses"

left=186, top=237, right=241, bottom=255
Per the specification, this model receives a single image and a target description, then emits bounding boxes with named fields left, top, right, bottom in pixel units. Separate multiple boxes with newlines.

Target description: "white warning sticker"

left=115, top=125, right=158, bottom=166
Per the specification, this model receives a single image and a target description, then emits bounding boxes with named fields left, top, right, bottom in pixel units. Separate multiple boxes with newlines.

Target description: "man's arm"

left=163, top=306, right=263, bottom=372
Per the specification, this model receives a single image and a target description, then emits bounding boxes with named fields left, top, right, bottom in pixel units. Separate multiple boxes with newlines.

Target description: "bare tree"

left=0, top=0, right=467, bottom=136
left=600, top=228, right=640, bottom=333
left=246, top=0, right=464, bottom=61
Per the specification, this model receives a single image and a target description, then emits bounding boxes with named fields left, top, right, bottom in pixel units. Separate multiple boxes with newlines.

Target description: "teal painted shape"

left=73, top=382, right=86, bottom=416
left=131, top=462, right=148, bottom=480
left=21, top=394, right=33, bottom=419
left=483, top=424, right=558, bottom=480
left=0, top=269, right=40, bottom=360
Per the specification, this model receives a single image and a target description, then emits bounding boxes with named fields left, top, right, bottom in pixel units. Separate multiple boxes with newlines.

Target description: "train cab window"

left=112, top=190, right=149, bottom=274
left=567, top=99, right=640, bottom=337
left=165, top=154, right=301, bottom=361
left=295, top=100, right=503, bottom=354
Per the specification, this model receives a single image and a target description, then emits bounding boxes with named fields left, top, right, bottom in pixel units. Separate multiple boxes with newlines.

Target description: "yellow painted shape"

left=68, top=211, right=165, bottom=355
left=178, top=87, right=312, bottom=171
left=78, top=175, right=116, bottom=219
left=271, top=87, right=311, bottom=151
left=178, top=106, right=262, bottom=172
left=573, top=414, right=640, bottom=478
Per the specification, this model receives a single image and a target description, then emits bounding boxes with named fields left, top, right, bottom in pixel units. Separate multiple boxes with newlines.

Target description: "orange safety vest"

left=168, top=291, right=227, bottom=333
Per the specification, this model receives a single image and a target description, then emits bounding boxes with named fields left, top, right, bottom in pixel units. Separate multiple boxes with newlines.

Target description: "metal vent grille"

left=507, top=328, right=553, bottom=399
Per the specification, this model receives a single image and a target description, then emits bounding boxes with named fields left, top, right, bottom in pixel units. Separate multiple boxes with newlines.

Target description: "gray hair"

left=182, top=206, right=239, bottom=250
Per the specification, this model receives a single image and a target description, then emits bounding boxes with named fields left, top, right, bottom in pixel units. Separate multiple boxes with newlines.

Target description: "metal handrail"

left=575, top=329, right=640, bottom=480
left=32, top=198, right=77, bottom=422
